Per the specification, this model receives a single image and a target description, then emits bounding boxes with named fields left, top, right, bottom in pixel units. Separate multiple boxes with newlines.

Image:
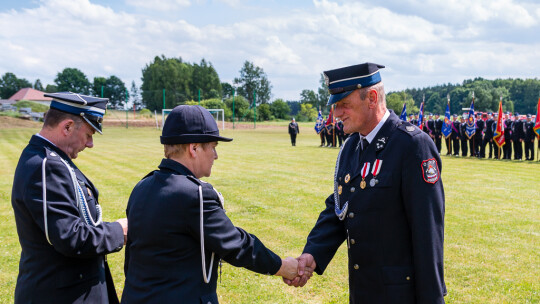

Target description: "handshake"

left=276, top=253, right=316, bottom=287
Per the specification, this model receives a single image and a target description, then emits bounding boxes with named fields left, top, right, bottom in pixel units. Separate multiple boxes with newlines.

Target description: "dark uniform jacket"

left=504, top=119, right=513, bottom=139
left=122, top=159, right=282, bottom=304
left=511, top=119, right=524, bottom=141
left=485, top=118, right=495, bottom=139
left=303, top=112, right=446, bottom=304
left=434, top=119, right=443, bottom=137
left=475, top=119, right=485, bottom=139
left=288, top=122, right=299, bottom=134
left=451, top=120, right=460, bottom=139
left=11, top=135, right=124, bottom=304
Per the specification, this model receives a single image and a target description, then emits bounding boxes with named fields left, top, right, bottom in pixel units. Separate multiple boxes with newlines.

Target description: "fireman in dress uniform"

left=11, top=92, right=128, bottom=304
left=122, top=105, right=298, bottom=304
left=503, top=112, right=513, bottom=159
left=434, top=113, right=443, bottom=154
left=285, top=63, right=446, bottom=304
left=524, top=114, right=535, bottom=160
left=451, top=114, right=461, bottom=156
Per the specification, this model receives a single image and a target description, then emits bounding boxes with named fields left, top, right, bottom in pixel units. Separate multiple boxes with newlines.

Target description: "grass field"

left=0, top=123, right=538, bottom=303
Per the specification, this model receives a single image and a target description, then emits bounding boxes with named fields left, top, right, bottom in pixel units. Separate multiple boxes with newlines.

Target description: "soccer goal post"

left=162, top=108, right=225, bottom=130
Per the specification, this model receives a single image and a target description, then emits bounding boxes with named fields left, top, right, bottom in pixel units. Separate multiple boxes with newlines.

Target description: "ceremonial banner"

left=493, top=99, right=505, bottom=148
left=534, top=97, right=540, bottom=138
left=465, top=93, right=476, bottom=139
left=314, top=110, right=324, bottom=133
left=442, top=101, right=452, bottom=138
left=399, top=103, right=407, bottom=121
left=417, top=102, right=424, bottom=130
left=325, top=105, right=334, bottom=126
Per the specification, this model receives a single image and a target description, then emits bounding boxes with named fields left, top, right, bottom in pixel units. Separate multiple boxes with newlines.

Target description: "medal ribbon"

left=371, top=159, right=382, bottom=177
left=361, top=162, right=371, bottom=180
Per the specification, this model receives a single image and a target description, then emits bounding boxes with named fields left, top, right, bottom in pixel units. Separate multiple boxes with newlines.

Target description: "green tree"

left=296, top=103, right=317, bottom=122
left=191, top=59, right=222, bottom=100
left=33, top=79, right=44, bottom=91
left=130, top=81, right=142, bottom=109
left=257, top=103, right=272, bottom=121
left=221, top=82, right=234, bottom=99
left=141, top=55, right=194, bottom=111
left=317, top=73, right=330, bottom=110
left=224, top=95, right=250, bottom=121
left=386, top=91, right=418, bottom=115
left=0, top=72, right=31, bottom=99
left=270, top=99, right=290, bottom=119
left=45, top=84, right=58, bottom=93
left=104, top=75, right=128, bottom=107
left=299, top=89, right=318, bottom=107
left=55, top=68, right=91, bottom=94
left=234, top=61, right=272, bottom=105
left=92, top=77, right=107, bottom=97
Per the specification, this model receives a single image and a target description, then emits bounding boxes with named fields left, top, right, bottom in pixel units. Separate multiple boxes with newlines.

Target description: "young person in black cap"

left=11, top=92, right=128, bottom=304
left=285, top=63, right=446, bottom=304
left=122, top=105, right=300, bottom=304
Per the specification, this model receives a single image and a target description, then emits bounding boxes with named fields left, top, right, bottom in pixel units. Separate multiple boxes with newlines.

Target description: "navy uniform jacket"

left=289, top=122, right=299, bottom=134
left=475, top=119, right=485, bottom=138
left=451, top=121, right=460, bottom=140
left=122, top=159, right=282, bottom=304
left=504, top=120, right=512, bottom=139
left=485, top=119, right=494, bottom=139
left=511, top=120, right=524, bottom=141
left=434, top=119, right=443, bottom=137
left=524, top=121, right=535, bottom=141
left=11, top=135, right=124, bottom=304
left=303, top=112, right=446, bottom=304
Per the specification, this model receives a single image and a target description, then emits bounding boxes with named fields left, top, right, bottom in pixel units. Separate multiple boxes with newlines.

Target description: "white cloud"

left=126, top=0, right=191, bottom=11
left=0, top=0, right=539, bottom=101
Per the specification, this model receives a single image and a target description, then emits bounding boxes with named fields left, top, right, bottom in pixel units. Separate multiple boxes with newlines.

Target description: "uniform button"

left=350, top=239, right=355, bottom=245
left=353, top=264, right=359, bottom=270
left=406, top=276, right=411, bottom=281
left=79, top=274, right=83, bottom=279
left=207, top=302, right=212, bottom=304
left=348, top=212, right=354, bottom=219
left=350, top=187, right=355, bottom=192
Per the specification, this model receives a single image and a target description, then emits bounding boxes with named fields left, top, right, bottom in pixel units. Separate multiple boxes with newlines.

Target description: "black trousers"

left=468, top=138, right=475, bottom=156
left=513, top=140, right=522, bottom=160
left=461, top=139, right=468, bottom=156
left=493, top=142, right=501, bottom=159
left=482, top=137, right=493, bottom=158
left=524, top=140, right=534, bottom=160
left=290, top=133, right=297, bottom=146
left=319, top=132, right=326, bottom=146
left=435, top=135, right=442, bottom=153
left=475, top=135, right=483, bottom=157
left=503, top=141, right=512, bottom=159
left=452, top=138, right=460, bottom=155
left=445, top=137, right=452, bottom=155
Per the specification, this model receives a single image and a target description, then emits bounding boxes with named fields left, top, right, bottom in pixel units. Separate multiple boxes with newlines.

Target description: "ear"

left=368, top=89, right=378, bottom=108
left=60, top=119, right=76, bottom=136
left=188, top=143, right=199, bottom=158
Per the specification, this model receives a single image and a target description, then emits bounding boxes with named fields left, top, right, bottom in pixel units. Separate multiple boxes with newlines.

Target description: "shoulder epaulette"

left=397, top=121, right=422, bottom=137
left=44, top=147, right=60, bottom=159
left=186, top=175, right=202, bottom=186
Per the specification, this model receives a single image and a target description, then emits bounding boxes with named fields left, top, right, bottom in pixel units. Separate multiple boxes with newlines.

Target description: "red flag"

left=325, top=105, right=334, bottom=126
left=493, top=100, right=505, bottom=148
left=534, top=97, right=540, bottom=139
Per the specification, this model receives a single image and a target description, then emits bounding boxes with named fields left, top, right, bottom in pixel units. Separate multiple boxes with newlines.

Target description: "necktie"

left=361, top=138, right=369, bottom=151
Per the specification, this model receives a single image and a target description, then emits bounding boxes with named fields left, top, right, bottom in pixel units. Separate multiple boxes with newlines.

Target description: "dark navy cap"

left=45, top=92, right=108, bottom=134
left=161, top=105, right=232, bottom=145
left=488, top=112, right=492, bottom=115
left=324, top=62, right=385, bottom=106
left=514, top=112, right=519, bottom=116
left=527, top=114, right=532, bottom=118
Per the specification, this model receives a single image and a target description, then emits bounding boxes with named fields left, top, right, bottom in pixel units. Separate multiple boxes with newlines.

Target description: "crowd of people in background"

left=315, top=111, right=540, bottom=161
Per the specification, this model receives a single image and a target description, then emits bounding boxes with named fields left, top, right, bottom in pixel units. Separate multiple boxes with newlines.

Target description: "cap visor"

left=82, top=116, right=103, bottom=134
left=327, top=90, right=353, bottom=106
left=161, top=134, right=233, bottom=145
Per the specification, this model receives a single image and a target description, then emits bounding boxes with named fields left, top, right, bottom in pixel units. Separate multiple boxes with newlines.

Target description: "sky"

left=1, top=0, right=539, bottom=101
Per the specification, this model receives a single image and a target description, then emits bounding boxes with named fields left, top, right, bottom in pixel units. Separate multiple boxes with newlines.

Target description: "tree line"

left=1, top=57, right=538, bottom=122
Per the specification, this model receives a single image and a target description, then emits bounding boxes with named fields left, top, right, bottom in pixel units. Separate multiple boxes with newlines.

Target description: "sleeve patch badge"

left=421, top=158, right=440, bottom=184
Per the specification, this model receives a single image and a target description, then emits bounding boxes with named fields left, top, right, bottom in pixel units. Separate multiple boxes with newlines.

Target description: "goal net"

left=162, top=108, right=225, bottom=130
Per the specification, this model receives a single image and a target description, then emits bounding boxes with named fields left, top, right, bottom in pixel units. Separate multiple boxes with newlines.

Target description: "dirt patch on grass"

left=0, top=116, right=41, bottom=129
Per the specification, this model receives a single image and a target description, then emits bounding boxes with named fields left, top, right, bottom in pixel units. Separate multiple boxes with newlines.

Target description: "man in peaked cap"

left=285, top=63, right=446, bottom=303
left=524, top=114, right=535, bottom=160
left=122, top=105, right=299, bottom=304
left=11, top=92, right=128, bottom=303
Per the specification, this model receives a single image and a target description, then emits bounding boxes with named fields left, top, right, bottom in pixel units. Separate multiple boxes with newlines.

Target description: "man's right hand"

left=116, top=218, right=128, bottom=245
left=283, top=253, right=316, bottom=287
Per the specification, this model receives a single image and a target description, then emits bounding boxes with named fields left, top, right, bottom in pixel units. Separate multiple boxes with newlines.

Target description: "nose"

left=86, top=136, right=94, bottom=149
left=334, top=104, right=343, bottom=118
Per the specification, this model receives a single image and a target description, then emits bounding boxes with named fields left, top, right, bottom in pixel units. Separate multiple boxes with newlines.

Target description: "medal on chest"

left=370, top=159, right=382, bottom=187
left=360, top=162, right=370, bottom=189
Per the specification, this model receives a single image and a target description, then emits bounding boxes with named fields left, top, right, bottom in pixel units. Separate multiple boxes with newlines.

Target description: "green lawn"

left=0, top=124, right=538, bottom=303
